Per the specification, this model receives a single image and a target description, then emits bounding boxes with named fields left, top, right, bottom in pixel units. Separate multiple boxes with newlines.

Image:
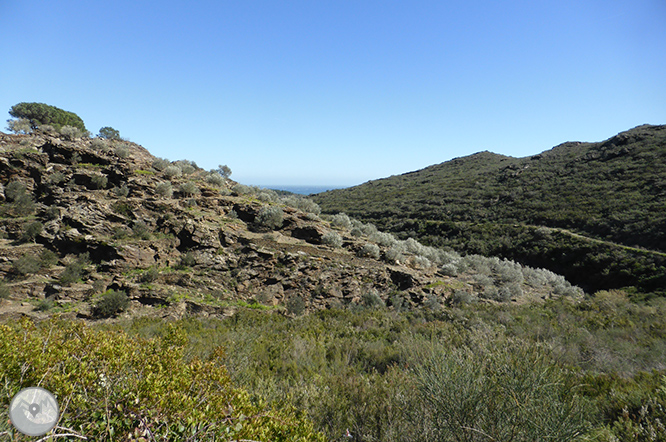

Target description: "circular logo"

left=9, top=387, right=59, bottom=436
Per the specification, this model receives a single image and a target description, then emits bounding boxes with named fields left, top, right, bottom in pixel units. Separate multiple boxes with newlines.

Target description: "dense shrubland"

left=0, top=318, right=324, bottom=441
left=312, top=125, right=666, bottom=294
left=71, top=290, right=665, bottom=441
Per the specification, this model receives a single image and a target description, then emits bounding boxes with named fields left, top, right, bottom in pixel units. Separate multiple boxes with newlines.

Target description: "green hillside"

left=313, top=124, right=666, bottom=293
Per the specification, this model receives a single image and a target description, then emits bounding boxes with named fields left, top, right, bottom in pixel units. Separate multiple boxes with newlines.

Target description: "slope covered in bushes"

left=313, top=124, right=666, bottom=293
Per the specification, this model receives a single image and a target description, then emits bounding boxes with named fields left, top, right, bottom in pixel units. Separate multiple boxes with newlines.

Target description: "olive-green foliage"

left=4, top=181, right=27, bottom=202
left=256, top=206, right=284, bottom=230
left=178, top=252, right=197, bottom=268
left=178, top=181, right=199, bottom=197
left=93, top=290, right=130, bottom=318
left=313, top=125, right=666, bottom=294
left=20, top=221, right=43, bottom=242
left=163, top=165, right=182, bottom=179
left=112, top=184, right=129, bottom=198
left=89, top=174, right=108, bottom=190
left=412, top=341, right=592, bottom=441
left=0, top=282, right=9, bottom=300
left=35, top=297, right=55, bottom=312
left=98, top=126, right=120, bottom=140
left=10, top=250, right=57, bottom=277
left=205, top=172, right=225, bottom=186
left=39, top=249, right=58, bottom=268
left=116, top=290, right=666, bottom=442
left=217, top=164, right=232, bottom=178
left=131, top=220, right=151, bottom=240
left=155, top=181, right=173, bottom=198
left=0, top=319, right=325, bottom=441
left=59, top=253, right=90, bottom=286
left=321, top=231, right=343, bottom=247
left=152, top=157, right=171, bottom=171
left=59, top=125, right=84, bottom=140
left=11, top=254, right=41, bottom=276
left=9, top=102, right=86, bottom=131
left=6, top=118, right=31, bottom=134
left=3, top=181, right=36, bottom=216
left=114, top=145, right=129, bottom=158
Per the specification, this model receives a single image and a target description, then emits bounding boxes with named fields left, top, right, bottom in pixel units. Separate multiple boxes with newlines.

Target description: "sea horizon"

left=259, top=184, right=349, bottom=195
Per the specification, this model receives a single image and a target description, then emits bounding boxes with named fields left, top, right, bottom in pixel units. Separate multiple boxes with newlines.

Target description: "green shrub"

left=178, top=181, right=199, bottom=197
left=330, top=212, right=352, bottom=229
left=411, top=341, right=593, bottom=441
left=256, top=206, right=284, bottom=229
left=179, top=163, right=196, bottom=175
left=205, top=172, right=225, bottom=187
left=98, top=126, right=120, bottom=140
left=90, top=137, right=108, bottom=150
left=0, top=281, right=9, bottom=300
left=232, top=183, right=253, bottom=195
left=112, top=184, right=129, bottom=198
left=286, top=295, right=306, bottom=315
left=6, top=118, right=32, bottom=134
left=358, top=243, right=380, bottom=259
left=47, top=171, right=66, bottom=185
left=155, top=182, right=173, bottom=198
left=35, top=297, right=56, bottom=312
left=4, top=181, right=27, bottom=202
left=93, top=290, right=130, bottom=317
left=12, top=254, right=41, bottom=276
left=39, top=249, right=58, bottom=268
left=179, top=252, right=197, bottom=268
left=89, top=174, right=108, bottom=189
left=322, top=231, right=343, bottom=248
left=59, top=125, right=83, bottom=140
left=163, top=165, right=182, bottom=179
left=139, top=267, right=160, bottom=283
left=132, top=220, right=151, bottom=240
left=59, top=253, right=90, bottom=286
left=9, top=102, right=86, bottom=131
left=362, top=289, right=385, bottom=308
left=0, top=319, right=325, bottom=441
left=152, top=157, right=171, bottom=171
left=21, top=221, right=43, bottom=242
left=114, top=146, right=130, bottom=158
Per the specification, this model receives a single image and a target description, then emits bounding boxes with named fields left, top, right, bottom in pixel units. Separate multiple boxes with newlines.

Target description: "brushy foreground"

left=0, top=318, right=324, bottom=441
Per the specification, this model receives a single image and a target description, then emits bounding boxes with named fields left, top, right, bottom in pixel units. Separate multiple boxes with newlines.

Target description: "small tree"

left=216, top=165, right=232, bottom=179
left=98, top=126, right=120, bottom=140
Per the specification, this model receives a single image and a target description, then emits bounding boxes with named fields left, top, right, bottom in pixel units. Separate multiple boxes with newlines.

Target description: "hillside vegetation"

left=313, top=124, right=666, bottom=294
left=1, top=112, right=665, bottom=441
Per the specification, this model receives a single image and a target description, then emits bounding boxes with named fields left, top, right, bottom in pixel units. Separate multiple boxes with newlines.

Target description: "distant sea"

left=260, top=185, right=348, bottom=195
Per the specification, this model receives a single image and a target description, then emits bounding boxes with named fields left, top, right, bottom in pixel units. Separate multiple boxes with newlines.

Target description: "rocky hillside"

left=0, top=131, right=582, bottom=322
left=313, top=124, right=666, bottom=294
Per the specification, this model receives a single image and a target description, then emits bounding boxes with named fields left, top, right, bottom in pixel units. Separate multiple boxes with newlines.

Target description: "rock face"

left=0, top=131, right=559, bottom=322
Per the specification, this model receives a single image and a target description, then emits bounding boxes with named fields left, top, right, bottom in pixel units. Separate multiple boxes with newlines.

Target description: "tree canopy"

left=8, top=102, right=87, bottom=132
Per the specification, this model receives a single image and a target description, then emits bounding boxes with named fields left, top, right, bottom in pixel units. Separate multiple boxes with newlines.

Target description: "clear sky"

left=1, top=1, right=665, bottom=187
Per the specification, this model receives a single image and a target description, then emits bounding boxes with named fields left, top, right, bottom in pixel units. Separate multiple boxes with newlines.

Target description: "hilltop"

left=0, top=130, right=583, bottom=322
left=313, top=124, right=666, bottom=294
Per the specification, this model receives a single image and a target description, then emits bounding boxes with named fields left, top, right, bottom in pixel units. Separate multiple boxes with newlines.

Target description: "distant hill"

left=312, top=124, right=666, bottom=294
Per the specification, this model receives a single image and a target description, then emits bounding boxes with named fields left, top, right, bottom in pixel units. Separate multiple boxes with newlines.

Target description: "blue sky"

left=1, top=1, right=665, bottom=187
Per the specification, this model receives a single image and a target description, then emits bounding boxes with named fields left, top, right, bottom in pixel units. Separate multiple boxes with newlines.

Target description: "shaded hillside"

left=313, top=124, right=666, bottom=293
left=0, top=131, right=582, bottom=323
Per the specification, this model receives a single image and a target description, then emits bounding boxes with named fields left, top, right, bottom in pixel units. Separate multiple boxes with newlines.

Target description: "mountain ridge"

left=313, top=124, right=666, bottom=293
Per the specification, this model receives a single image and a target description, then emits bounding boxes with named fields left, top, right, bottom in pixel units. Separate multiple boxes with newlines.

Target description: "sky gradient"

left=1, top=0, right=665, bottom=186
